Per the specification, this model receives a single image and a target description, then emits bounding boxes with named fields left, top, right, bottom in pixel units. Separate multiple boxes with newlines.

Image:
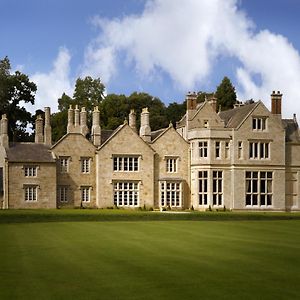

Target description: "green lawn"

left=0, top=211, right=300, bottom=299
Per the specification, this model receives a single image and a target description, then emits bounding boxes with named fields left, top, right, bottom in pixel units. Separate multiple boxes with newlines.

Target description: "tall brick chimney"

left=67, top=105, right=74, bottom=134
left=271, top=91, right=282, bottom=115
left=91, top=106, right=101, bottom=147
left=80, top=107, right=89, bottom=137
left=129, top=109, right=137, bottom=132
left=0, top=114, right=9, bottom=148
left=186, top=92, right=197, bottom=111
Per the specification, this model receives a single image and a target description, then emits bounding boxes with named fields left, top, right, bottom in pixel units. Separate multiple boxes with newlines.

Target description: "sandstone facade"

left=0, top=91, right=299, bottom=211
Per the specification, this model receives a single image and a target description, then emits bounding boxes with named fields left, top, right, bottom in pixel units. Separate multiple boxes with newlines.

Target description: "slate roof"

left=101, top=130, right=114, bottom=144
left=282, top=119, right=300, bottom=142
left=7, top=143, right=55, bottom=163
left=151, top=128, right=166, bottom=141
left=218, top=102, right=258, bottom=128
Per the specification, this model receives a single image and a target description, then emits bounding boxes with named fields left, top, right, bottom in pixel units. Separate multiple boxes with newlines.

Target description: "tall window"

left=166, top=157, right=177, bottom=173
left=215, top=141, right=221, bottom=158
left=225, top=142, right=230, bottom=159
left=24, top=185, right=37, bottom=202
left=81, top=186, right=91, bottom=202
left=199, top=141, right=208, bottom=158
left=212, top=171, right=223, bottom=206
left=160, top=181, right=182, bottom=207
left=24, top=166, right=37, bottom=177
left=81, top=157, right=90, bottom=173
left=249, top=142, right=270, bottom=159
left=245, top=171, right=273, bottom=206
left=113, top=182, right=139, bottom=207
left=60, top=157, right=69, bottom=173
left=58, top=186, right=68, bottom=202
left=199, top=171, right=208, bottom=205
left=113, top=156, right=139, bottom=172
left=252, top=117, right=266, bottom=131
left=238, top=141, right=243, bottom=159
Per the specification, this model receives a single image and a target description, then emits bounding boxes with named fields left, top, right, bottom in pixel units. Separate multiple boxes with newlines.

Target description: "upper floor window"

left=238, top=141, right=243, bottom=159
left=60, top=157, right=70, bottom=173
left=199, top=141, right=208, bottom=158
left=81, top=157, right=91, bottom=174
left=249, top=142, right=270, bottom=159
left=113, top=156, right=139, bottom=172
left=113, top=181, right=139, bottom=207
left=166, top=157, right=178, bottom=173
left=252, top=117, right=267, bottom=131
left=215, top=141, right=221, bottom=159
left=24, top=166, right=37, bottom=177
left=225, top=142, right=230, bottom=159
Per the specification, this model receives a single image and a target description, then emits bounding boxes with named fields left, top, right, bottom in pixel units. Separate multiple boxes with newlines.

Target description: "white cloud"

left=30, top=47, right=74, bottom=113
left=82, top=0, right=300, bottom=118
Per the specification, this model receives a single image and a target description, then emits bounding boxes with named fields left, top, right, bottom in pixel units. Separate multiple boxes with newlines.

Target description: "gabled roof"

left=282, top=119, right=300, bottom=142
left=51, top=132, right=96, bottom=149
left=101, top=130, right=114, bottom=144
left=151, top=128, right=167, bottom=141
left=218, top=102, right=258, bottom=128
left=7, top=143, right=55, bottom=163
left=151, top=124, right=189, bottom=144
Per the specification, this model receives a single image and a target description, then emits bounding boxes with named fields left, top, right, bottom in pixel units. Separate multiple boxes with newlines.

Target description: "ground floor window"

left=113, top=181, right=139, bottom=207
left=58, top=186, right=69, bottom=202
left=24, top=185, right=38, bottom=202
left=198, top=170, right=223, bottom=207
left=245, top=171, right=272, bottom=206
left=212, top=171, right=223, bottom=206
left=160, top=181, right=182, bottom=207
left=199, top=171, right=208, bottom=205
left=81, top=186, right=91, bottom=203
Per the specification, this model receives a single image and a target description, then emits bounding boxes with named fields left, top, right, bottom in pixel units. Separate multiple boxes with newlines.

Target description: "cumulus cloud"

left=82, top=0, right=300, bottom=118
left=30, top=47, right=74, bottom=113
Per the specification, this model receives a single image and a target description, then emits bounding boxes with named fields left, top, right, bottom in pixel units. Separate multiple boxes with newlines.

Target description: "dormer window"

left=252, top=117, right=267, bottom=131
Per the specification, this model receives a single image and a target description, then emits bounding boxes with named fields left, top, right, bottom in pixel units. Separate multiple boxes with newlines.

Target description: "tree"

left=165, top=102, right=186, bottom=126
left=215, top=76, right=237, bottom=111
left=0, top=56, right=36, bottom=141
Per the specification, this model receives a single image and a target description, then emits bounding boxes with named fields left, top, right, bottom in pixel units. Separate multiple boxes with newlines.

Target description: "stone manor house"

left=0, top=91, right=299, bottom=211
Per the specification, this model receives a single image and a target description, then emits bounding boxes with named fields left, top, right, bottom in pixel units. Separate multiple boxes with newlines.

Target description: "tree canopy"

left=0, top=56, right=36, bottom=141
left=215, top=76, right=237, bottom=111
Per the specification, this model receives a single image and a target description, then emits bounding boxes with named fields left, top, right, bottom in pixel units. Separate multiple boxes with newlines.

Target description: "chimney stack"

left=35, top=115, right=44, bottom=143
left=129, top=109, right=137, bottom=132
left=0, top=114, right=9, bottom=148
left=44, top=107, right=52, bottom=146
left=208, top=96, right=217, bottom=112
left=186, top=92, right=197, bottom=110
left=80, top=107, right=89, bottom=137
left=271, top=91, right=282, bottom=115
left=139, top=107, right=151, bottom=143
left=92, top=106, right=101, bottom=147
left=74, top=105, right=80, bottom=130
left=67, top=105, right=74, bottom=134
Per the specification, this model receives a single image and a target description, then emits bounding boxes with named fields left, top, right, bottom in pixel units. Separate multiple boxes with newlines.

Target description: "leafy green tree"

left=0, top=56, right=36, bottom=141
left=196, top=92, right=214, bottom=103
left=215, top=76, right=237, bottom=111
left=165, top=102, right=186, bottom=126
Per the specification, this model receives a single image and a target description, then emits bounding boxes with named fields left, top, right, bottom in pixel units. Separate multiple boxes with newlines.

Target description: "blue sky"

left=1, top=0, right=300, bottom=119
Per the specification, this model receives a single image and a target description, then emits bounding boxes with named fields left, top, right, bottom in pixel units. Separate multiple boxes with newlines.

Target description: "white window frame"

left=252, top=117, right=267, bottom=131
left=60, top=157, right=70, bottom=173
left=160, top=181, right=182, bottom=208
left=81, top=157, right=91, bottom=174
left=24, top=166, right=37, bottom=177
left=212, top=171, right=223, bottom=206
left=165, top=157, right=178, bottom=173
left=58, top=186, right=68, bottom=202
left=249, top=142, right=270, bottom=159
left=199, top=141, right=208, bottom=158
left=215, top=141, right=221, bottom=159
left=238, top=141, right=243, bottom=159
left=198, top=171, right=208, bottom=205
left=81, top=186, right=91, bottom=203
left=225, top=142, right=230, bottom=159
left=24, top=185, right=38, bottom=202
left=113, top=181, right=139, bottom=207
left=245, top=171, right=273, bottom=207
left=113, top=156, right=139, bottom=172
